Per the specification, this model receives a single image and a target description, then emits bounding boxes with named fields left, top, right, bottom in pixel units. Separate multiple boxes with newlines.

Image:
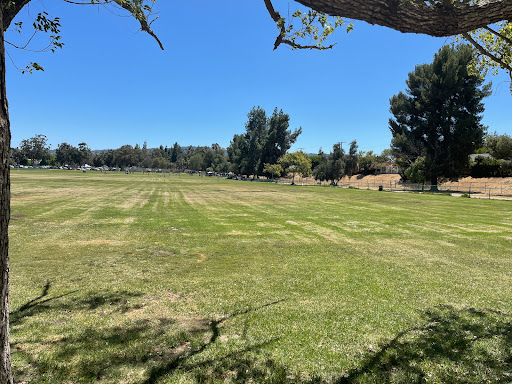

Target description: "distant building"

left=469, top=153, right=493, bottom=162
left=374, top=162, right=400, bottom=174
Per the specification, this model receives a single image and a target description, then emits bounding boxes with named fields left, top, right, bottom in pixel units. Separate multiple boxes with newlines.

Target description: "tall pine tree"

left=228, top=107, right=301, bottom=178
left=389, top=44, right=491, bottom=189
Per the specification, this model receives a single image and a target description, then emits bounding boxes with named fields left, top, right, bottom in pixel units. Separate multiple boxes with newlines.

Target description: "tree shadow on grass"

left=13, top=284, right=512, bottom=383
left=336, top=305, right=512, bottom=384
left=11, top=280, right=71, bottom=315
left=12, top=282, right=291, bottom=383
left=10, top=281, right=141, bottom=327
left=141, top=299, right=292, bottom=384
left=10, top=280, right=79, bottom=326
left=166, top=304, right=512, bottom=384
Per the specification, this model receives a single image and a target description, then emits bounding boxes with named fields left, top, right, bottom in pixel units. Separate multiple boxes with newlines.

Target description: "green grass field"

left=8, top=170, right=512, bottom=383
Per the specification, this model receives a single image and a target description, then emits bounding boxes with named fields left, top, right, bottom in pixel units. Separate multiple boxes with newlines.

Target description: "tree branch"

left=4, top=30, right=36, bottom=50
left=483, top=25, right=512, bottom=47
left=61, top=0, right=111, bottom=4
left=112, top=0, right=164, bottom=50
left=3, top=0, right=31, bottom=31
left=264, top=0, right=281, bottom=23
left=462, top=31, right=512, bottom=78
left=3, top=0, right=163, bottom=50
left=281, top=38, right=336, bottom=50
left=64, top=0, right=110, bottom=5
left=264, top=0, right=336, bottom=50
left=294, top=0, right=512, bottom=37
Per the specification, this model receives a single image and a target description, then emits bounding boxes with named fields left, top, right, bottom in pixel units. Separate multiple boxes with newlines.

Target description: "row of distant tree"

left=10, top=136, right=229, bottom=172
left=7, top=129, right=395, bottom=180
left=10, top=46, right=512, bottom=183
left=11, top=126, right=511, bottom=182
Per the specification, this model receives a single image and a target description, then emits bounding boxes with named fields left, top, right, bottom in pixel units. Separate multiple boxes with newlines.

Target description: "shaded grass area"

left=8, top=170, right=512, bottom=383
left=339, top=305, right=512, bottom=383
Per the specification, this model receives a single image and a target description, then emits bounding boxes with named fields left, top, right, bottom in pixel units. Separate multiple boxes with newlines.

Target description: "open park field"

left=8, top=170, right=512, bottom=383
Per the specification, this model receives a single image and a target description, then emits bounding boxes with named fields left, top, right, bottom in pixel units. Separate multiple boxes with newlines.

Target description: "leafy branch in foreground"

left=461, top=22, right=512, bottom=82
left=5, top=12, right=63, bottom=73
left=291, top=0, right=512, bottom=81
left=264, top=0, right=351, bottom=50
left=4, top=0, right=163, bottom=74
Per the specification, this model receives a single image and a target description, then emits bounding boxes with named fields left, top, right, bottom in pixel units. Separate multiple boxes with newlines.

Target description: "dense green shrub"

left=470, top=156, right=512, bottom=177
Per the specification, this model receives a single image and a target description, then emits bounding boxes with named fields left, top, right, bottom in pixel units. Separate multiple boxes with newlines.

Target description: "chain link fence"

left=275, top=177, right=512, bottom=200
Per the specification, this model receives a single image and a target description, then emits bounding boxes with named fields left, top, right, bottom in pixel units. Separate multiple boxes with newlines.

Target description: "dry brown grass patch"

left=153, top=250, right=175, bottom=256
left=76, top=240, right=124, bottom=245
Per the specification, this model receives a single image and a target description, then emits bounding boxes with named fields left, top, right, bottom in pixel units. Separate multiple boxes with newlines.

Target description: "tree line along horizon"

left=11, top=45, right=512, bottom=184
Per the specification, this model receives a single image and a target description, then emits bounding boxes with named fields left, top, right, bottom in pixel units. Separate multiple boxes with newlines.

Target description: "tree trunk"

left=0, top=10, right=13, bottom=384
left=430, top=173, right=438, bottom=192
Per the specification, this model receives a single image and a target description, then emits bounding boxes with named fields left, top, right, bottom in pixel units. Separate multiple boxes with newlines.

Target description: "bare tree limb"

left=112, top=0, right=164, bottom=50
left=282, top=38, right=336, bottom=50
left=264, top=0, right=281, bottom=23
left=4, top=30, right=36, bottom=50
left=61, top=0, right=111, bottom=4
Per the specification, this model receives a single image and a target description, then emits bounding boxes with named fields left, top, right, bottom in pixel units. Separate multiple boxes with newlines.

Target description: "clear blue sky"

left=6, top=0, right=511, bottom=154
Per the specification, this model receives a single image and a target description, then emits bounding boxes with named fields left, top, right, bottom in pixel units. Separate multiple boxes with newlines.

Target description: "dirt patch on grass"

left=153, top=250, right=175, bottom=256
left=437, top=240, right=456, bottom=247
left=256, top=222, right=284, bottom=228
left=179, top=316, right=211, bottom=333
left=151, top=342, right=191, bottom=363
left=144, top=291, right=186, bottom=303
left=10, top=214, right=27, bottom=220
left=76, top=240, right=123, bottom=245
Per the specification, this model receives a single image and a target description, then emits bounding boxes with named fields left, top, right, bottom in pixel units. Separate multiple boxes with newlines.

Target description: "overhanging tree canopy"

left=295, top=0, right=512, bottom=37
left=265, top=0, right=512, bottom=78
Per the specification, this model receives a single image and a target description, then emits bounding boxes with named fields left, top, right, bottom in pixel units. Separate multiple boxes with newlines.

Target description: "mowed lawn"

left=8, top=170, right=512, bottom=383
